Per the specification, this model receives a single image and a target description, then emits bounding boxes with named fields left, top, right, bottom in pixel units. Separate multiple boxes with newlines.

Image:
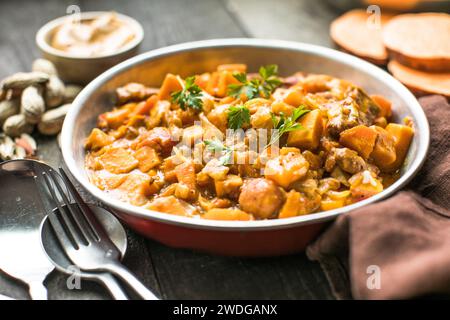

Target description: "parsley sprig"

left=227, top=105, right=250, bottom=130
left=171, top=76, right=203, bottom=111
left=204, top=139, right=233, bottom=165
left=227, top=64, right=282, bottom=100
left=267, top=106, right=310, bottom=148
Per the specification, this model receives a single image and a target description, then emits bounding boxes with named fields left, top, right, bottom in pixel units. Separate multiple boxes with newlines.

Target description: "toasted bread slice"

left=330, top=10, right=394, bottom=65
left=388, top=60, right=450, bottom=98
left=383, top=13, right=450, bottom=72
left=362, top=0, right=420, bottom=11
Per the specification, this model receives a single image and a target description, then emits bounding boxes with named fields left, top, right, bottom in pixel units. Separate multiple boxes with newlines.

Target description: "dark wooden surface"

left=0, top=0, right=340, bottom=300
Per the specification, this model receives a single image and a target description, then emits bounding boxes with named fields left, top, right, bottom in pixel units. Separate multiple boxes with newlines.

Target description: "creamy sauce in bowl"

left=50, top=12, right=136, bottom=57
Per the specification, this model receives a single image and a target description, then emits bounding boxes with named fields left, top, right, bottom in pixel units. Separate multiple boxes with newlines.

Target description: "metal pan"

left=61, top=39, right=429, bottom=256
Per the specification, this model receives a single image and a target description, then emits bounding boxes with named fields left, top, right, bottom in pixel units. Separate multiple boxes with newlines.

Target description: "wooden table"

left=0, top=0, right=341, bottom=300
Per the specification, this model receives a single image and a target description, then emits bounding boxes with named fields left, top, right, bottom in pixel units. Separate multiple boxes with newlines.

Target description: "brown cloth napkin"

left=306, top=95, right=450, bottom=300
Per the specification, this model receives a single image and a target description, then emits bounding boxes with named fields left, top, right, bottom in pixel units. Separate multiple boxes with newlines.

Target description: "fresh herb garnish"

left=227, top=73, right=259, bottom=100
left=171, top=76, right=203, bottom=111
left=204, top=139, right=233, bottom=165
left=227, top=64, right=282, bottom=100
left=227, top=105, right=250, bottom=130
left=267, top=106, right=310, bottom=148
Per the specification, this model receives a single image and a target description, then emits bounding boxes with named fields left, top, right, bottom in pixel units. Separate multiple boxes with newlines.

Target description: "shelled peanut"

left=0, top=58, right=83, bottom=160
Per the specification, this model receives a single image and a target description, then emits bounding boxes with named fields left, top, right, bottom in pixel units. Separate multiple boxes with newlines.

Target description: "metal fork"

left=40, top=167, right=158, bottom=300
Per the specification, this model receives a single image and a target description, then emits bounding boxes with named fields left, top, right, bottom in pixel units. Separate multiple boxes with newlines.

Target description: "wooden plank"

left=78, top=0, right=246, bottom=50
left=225, top=0, right=338, bottom=46
left=147, top=241, right=333, bottom=299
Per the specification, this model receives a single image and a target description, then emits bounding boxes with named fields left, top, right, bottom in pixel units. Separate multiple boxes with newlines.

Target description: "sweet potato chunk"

left=117, top=174, right=153, bottom=206
left=283, top=87, right=304, bottom=107
left=383, top=123, right=414, bottom=172
left=320, top=190, right=351, bottom=211
left=369, top=126, right=397, bottom=167
left=371, top=95, right=392, bottom=119
left=202, top=208, right=252, bottom=221
left=216, top=71, right=241, bottom=97
left=90, top=172, right=127, bottom=191
left=134, top=146, right=161, bottom=172
left=205, top=72, right=220, bottom=97
left=287, top=109, right=323, bottom=150
left=271, top=101, right=295, bottom=116
left=339, top=125, right=378, bottom=159
left=146, top=196, right=198, bottom=217
left=206, top=104, right=229, bottom=132
left=279, top=190, right=309, bottom=218
left=265, top=150, right=309, bottom=188
left=198, top=196, right=232, bottom=211
left=175, top=161, right=196, bottom=189
left=85, top=128, right=114, bottom=150
left=174, top=161, right=198, bottom=200
left=99, top=148, right=139, bottom=174
left=194, top=73, right=211, bottom=90
left=217, top=64, right=247, bottom=73
left=158, top=74, right=183, bottom=100
left=349, top=170, right=383, bottom=202
left=117, top=174, right=151, bottom=194
left=130, top=95, right=158, bottom=116
left=214, top=174, right=243, bottom=198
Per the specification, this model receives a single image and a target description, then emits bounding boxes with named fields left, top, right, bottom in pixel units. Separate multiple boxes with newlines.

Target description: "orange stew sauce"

left=85, top=64, right=413, bottom=221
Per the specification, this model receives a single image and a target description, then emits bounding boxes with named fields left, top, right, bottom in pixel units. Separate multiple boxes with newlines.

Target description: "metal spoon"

left=40, top=204, right=129, bottom=300
left=0, top=293, right=15, bottom=300
left=0, top=159, right=55, bottom=300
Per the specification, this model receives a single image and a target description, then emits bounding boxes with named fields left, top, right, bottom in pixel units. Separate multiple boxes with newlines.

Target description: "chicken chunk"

left=238, top=178, right=284, bottom=219
left=326, top=99, right=361, bottom=137
left=135, top=127, right=176, bottom=155
left=116, top=82, right=159, bottom=104
left=325, top=147, right=366, bottom=174
left=325, top=88, right=380, bottom=137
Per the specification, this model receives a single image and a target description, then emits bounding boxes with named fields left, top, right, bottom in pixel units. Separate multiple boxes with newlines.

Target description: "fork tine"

left=46, top=169, right=94, bottom=244
left=42, top=171, right=86, bottom=248
left=59, top=168, right=109, bottom=242
left=34, top=175, right=76, bottom=250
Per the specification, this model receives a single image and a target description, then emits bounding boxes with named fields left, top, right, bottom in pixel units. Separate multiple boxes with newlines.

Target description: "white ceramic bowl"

left=36, top=11, right=144, bottom=84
